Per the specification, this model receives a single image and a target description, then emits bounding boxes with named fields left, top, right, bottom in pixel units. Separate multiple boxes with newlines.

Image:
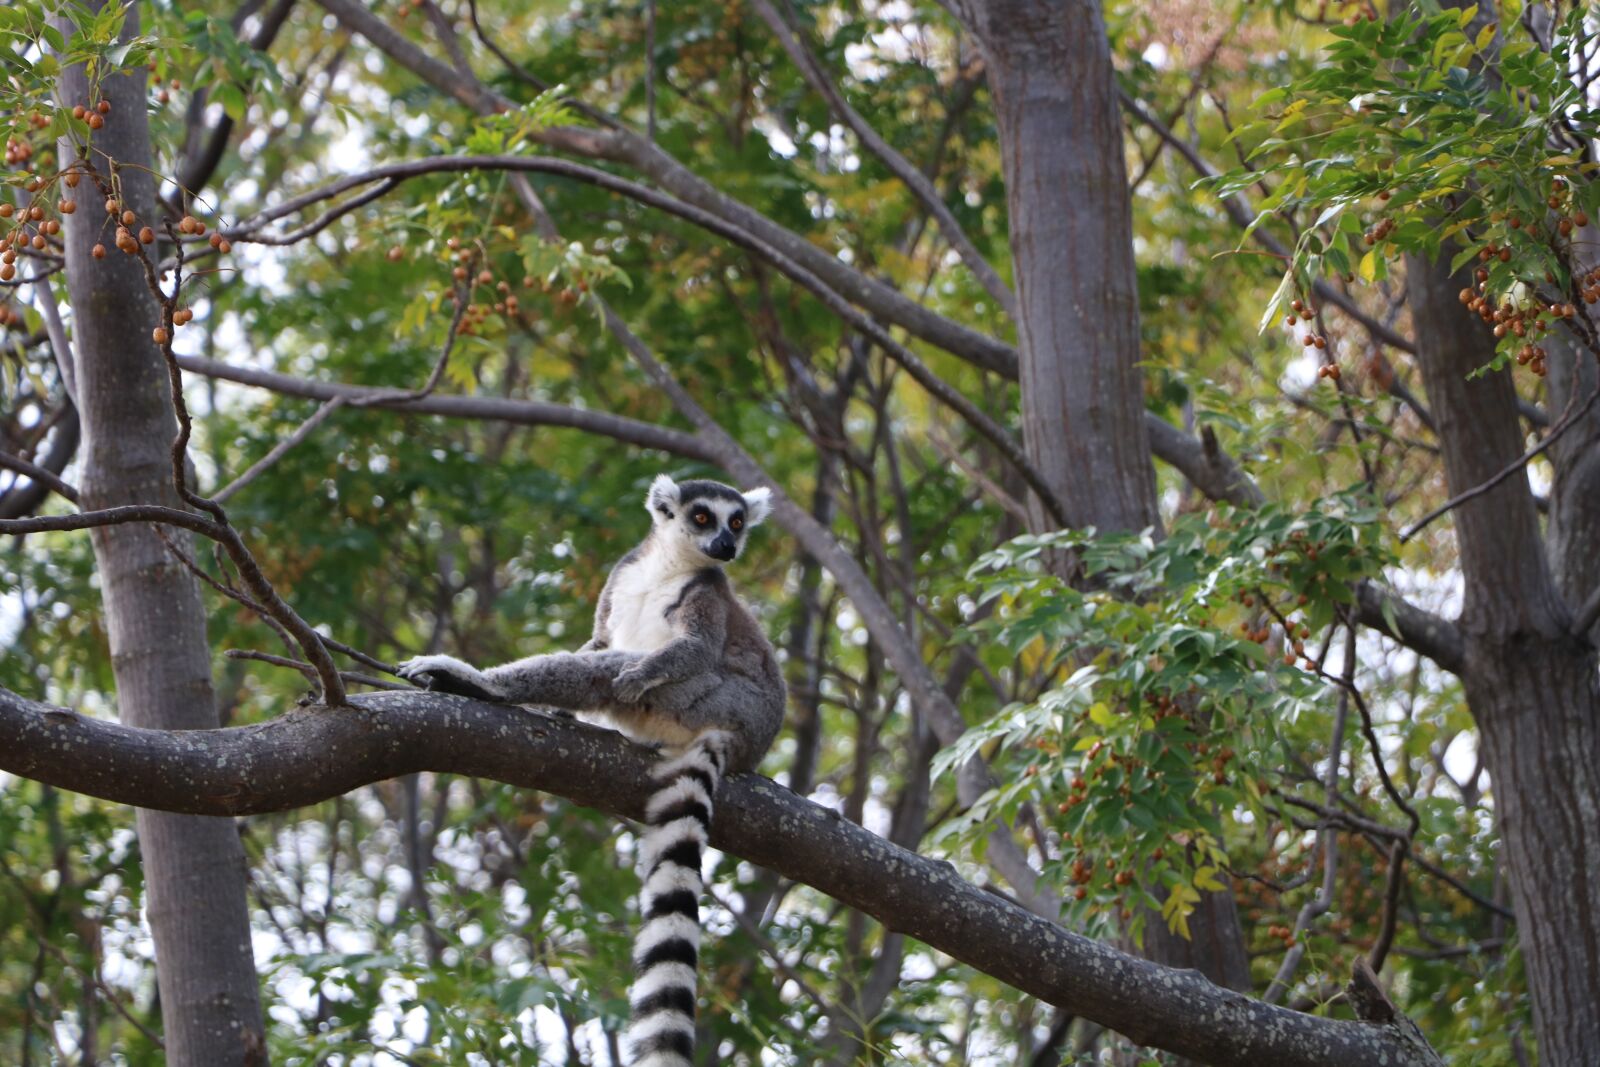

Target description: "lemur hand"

left=612, top=663, right=663, bottom=704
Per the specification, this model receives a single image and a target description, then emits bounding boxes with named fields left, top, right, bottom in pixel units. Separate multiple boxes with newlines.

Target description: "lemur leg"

left=620, top=674, right=782, bottom=773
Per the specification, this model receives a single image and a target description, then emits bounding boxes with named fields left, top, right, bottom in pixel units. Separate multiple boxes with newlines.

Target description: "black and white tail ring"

left=627, top=731, right=732, bottom=1067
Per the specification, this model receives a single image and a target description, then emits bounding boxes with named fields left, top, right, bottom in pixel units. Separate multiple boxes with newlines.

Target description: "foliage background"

left=0, top=0, right=1559, bottom=1062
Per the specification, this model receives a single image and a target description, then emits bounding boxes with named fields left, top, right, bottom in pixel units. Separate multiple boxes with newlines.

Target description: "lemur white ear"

left=742, top=486, right=773, bottom=527
left=647, top=474, right=681, bottom=520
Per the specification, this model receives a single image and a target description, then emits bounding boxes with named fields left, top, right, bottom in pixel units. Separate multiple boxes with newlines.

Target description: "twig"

left=1263, top=636, right=1351, bottom=1004
left=126, top=215, right=347, bottom=705
left=37, top=939, right=165, bottom=1051
left=223, top=649, right=407, bottom=691
left=346, top=276, right=470, bottom=407
left=1401, top=375, right=1600, bottom=542
left=750, top=0, right=1015, bottom=315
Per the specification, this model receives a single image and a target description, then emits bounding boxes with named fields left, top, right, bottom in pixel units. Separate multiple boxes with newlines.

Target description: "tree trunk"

left=57, top=8, right=267, bottom=1064
left=1407, top=250, right=1600, bottom=1064
left=954, top=0, right=1158, bottom=534
left=951, top=0, right=1252, bottom=1003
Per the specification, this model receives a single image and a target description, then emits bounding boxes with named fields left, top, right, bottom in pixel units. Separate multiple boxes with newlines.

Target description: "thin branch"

left=1264, top=635, right=1351, bottom=1004
left=0, top=684, right=1445, bottom=1067
left=127, top=219, right=347, bottom=705
left=1400, top=375, right=1600, bottom=542
left=173, top=353, right=716, bottom=461
left=0, top=503, right=222, bottom=539
left=750, top=0, right=1015, bottom=316
left=0, top=449, right=79, bottom=503
left=212, top=153, right=1066, bottom=521
left=214, top=398, right=344, bottom=503
left=222, top=648, right=407, bottom=691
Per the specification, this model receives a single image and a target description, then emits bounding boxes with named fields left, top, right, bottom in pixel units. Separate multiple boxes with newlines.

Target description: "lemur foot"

left=396, top=655, right=501, bottom=701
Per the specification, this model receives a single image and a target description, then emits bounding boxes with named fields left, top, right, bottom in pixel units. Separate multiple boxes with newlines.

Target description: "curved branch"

left=214, top=155, right=1065, bottom=522
left=310, top=0, right=1021, bottom=379
left=0, top=684, right=1440, bottom=1067
left=0, top=410, right=81, bottom=518
left=173, top=354, right=717, bottom=462
left=749, top=0, right=1015, bottom=316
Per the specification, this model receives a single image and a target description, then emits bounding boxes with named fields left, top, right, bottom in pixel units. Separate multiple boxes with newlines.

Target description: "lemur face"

left=647, top=475, right=772, bottom=563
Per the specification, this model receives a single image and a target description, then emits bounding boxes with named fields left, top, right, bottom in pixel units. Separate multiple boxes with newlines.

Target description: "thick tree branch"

left=0, top=684, right=1441, bottom=1067
left=1353, top=581, right=1465, bottom=675
left=1143, top=417, right=1263, bottom=507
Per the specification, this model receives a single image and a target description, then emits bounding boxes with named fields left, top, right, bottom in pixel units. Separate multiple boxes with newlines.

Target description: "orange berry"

left=139, top=226, right=154, bottom=244
left=152, top=326, right=169, bottom=344
left=86, top=113, right=103, bottom=130
left=122, top=210, right=135, bottom=226
left=92, top=243, right=106, bottom=259
left=96, top=100, right=111, bottom=114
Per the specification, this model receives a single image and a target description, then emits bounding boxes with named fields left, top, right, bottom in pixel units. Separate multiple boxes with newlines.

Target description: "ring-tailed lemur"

left=397, top=474, right=785, bottom=1067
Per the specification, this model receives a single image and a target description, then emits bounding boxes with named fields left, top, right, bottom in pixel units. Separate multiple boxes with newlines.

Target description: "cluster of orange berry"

left=0, top=170, right=76, bottom=282
left=1456, top=265, right=1572, bottom=379
left=1264, top=923, right=1297, bottom=946
left=1236, top=586, right=1316, bottom=670
left=69, top=99, right=112, bottom=131
left=0, top=303, right=24, bottom=328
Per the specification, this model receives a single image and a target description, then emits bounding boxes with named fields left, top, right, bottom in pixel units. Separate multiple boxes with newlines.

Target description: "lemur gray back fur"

left=396, top=474, right=786, bottom=1066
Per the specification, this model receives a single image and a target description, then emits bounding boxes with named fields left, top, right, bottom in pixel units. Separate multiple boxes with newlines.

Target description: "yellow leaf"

left=1195, top=865, right=1226, bottom=892
left=1088, top=702, right=1117, bottom=727
left=1359, top=249, right=1379, bottom=283
left=1475, top=23, right=1496, bottom=52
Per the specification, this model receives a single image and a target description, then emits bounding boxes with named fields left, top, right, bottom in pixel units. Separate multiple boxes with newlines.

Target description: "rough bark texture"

left=954, top=0, right=1159, bottom=533
left=1406, top=251, right=1600, bottom=1065
left=0, top=685, right=1444, bottom=1067
left=951, top=0, right=1251, bottom=1000
left=56, top=8, right=266, bottom=1064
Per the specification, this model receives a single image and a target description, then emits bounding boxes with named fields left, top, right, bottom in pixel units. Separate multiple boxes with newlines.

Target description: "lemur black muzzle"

left=707, top=532, right=737, bottom=561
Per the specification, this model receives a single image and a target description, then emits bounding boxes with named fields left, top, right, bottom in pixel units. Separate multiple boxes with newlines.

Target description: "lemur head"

left=646, top=474, right=772, bottom=564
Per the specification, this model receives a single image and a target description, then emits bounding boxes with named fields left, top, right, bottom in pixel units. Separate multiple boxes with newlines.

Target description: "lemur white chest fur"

left=604, top=541, right=711, bottom=653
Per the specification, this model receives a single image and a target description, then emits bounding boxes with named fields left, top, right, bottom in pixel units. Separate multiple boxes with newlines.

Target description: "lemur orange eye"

left=694, top=512, right=709, bottom=525
left=730, top=517, right=743, bottom=531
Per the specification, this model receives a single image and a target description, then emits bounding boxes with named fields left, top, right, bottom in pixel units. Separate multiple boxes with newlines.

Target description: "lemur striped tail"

left=626, top=731, right=732, bottom=1067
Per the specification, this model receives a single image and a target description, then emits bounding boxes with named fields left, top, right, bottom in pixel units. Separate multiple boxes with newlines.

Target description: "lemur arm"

left=611, top=573, right=730, bottom=704
left=576, top=573, right=616, bottom=653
